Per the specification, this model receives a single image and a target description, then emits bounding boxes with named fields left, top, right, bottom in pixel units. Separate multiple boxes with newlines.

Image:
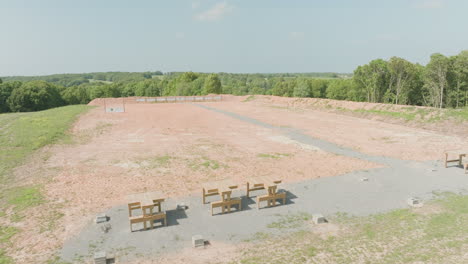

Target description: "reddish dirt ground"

left=9, top=96, right=468, bottom=263
left=211, top=95, right=468, bottom=161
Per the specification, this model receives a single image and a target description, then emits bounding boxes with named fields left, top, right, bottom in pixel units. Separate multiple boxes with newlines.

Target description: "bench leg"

left=445, top=153, right=448, bottom=168
left=203, top=188, right=206, bottom=204
left=246, top=182, right=250, bottom=197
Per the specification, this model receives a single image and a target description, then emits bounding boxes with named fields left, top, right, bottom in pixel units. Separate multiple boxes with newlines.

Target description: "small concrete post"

left=93, top=251, right=106, bottom=264
left=192, top=235, right=205, bottom=248
left=312, top=214, right=327, bottom=224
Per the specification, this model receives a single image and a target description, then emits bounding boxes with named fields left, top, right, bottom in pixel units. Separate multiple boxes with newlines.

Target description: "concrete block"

left=312, top=214, right=327, bottom=224
left=96, top=214, right=108, bottom=224
left=192, top=235, right=205, bottom=248
left=177, top=203, right=188, bottom=210
left=360, top=177, right=369, bottom=182
left=93, top=251, right=106, bottom=264
left=407, top=197, right=423, bottom=207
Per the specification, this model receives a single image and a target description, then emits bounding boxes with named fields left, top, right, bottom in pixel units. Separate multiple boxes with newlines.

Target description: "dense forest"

left=1, top=51, right=467, bottom=113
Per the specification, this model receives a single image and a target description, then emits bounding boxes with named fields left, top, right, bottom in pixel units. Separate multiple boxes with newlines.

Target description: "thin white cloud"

left=413, top=0, right=445, bottom=9
left=194, top=2, right=233, bottom=21
left=290, top=31, right=305, bottom=39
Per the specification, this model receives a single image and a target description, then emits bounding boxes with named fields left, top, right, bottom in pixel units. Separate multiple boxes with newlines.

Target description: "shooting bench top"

left=246, top=176, right=282, bottom=197
left=202, top=179, right=239, bottom=204
left=127, top=191, right=165, bottom=207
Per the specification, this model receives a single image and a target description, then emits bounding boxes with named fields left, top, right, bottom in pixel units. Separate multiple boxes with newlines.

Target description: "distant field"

left=88, top=79, right=113, bottom=84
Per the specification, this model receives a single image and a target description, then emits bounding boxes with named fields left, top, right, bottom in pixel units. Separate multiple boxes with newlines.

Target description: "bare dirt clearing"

left=11, top=101, right=378, bottom=263
left=8, top=96, right=468, bottom=263
left=213, top=95, right=468, bottom=161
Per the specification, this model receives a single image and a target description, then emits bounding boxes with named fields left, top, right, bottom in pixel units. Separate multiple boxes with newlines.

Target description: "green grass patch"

left=257, top=153, right=291, bottom=159
left=0, top=105, right=92, bottom=183
left=6, top=186, right=44, bottom=211
left=236, top=194, right=468, bottom=264
left=267, top=212, right=311, bottom=229
left=0, top=226, right=18, bottom=244
left=444, top=107, right=468, bottom=121
left=189, top=156, right=226, bottom=170
left=353, top=108, right=417, bottom=121
left=0, top=248, right=13, bottom=264
left=0, top=105, right=91, bottom=262
left=242, top=95, right=256, bottom=102
left=148, top=155, right=172, bottom=168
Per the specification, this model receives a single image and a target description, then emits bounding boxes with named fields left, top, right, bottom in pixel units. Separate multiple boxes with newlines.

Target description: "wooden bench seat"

left=257, top=191, right=286, bottom=209
left=211, top=198, right=242, bottom=216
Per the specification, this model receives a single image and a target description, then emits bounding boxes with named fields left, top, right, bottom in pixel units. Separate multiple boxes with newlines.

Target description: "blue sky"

left=0, top=0, right=467, bottom=76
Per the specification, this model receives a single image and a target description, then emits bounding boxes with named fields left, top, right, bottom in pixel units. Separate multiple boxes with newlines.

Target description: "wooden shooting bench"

left=252, top=178, right=286, bottom=209
left=202, top=179, right=238, bottom=204
left=246, top=176, right=282, bottom=197
left=211, top=186, right=242, bottom=216
left=444, top=150, right=468, bottom=168
left=126, top=191, right=167, bottom=232
left=202, top=179, right=241, bottom=215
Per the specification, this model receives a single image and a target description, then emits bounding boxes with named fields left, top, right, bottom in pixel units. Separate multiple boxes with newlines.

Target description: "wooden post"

left=445, top=153, right=448, bottom=168
left=202, top=188, right=206, bottom=204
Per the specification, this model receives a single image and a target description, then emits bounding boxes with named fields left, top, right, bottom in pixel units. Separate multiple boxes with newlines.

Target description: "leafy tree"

left=310, top=79, right=329, bottom=98
left=354, top=59, right=389, bottom=103
left=293, top=79, right=312, bottom=97
left=423, top=53, right=450, bottom=108
left=326, top=79, right=352, bottom=100
left=61, top=85, right=89, bottom=104
left=7, top=81, right=64, bottom=112
left=0, top=81, right=22, bottom=112
left=203, top=74, right=222, bottom=94
left=386, top=57, right=418, bottom=105
left=451, top=50, right=468, bottom=107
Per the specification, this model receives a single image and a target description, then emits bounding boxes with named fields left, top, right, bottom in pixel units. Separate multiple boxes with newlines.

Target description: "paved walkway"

left=60, top=104, right=468, bottom=263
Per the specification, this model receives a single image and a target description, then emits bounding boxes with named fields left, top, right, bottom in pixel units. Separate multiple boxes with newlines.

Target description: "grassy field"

left=232, top=193, right=468, bottom=264
left=346, top=106, right=468, bottom=123
left=0, top=105, right=92, bottom=264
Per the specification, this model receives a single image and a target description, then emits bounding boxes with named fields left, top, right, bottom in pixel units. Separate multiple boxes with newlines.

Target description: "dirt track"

left=10, top=96, right=468, bottom=263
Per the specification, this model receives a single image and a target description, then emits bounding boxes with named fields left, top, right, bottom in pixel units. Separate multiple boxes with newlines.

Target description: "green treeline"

left=1, top=51, right=467, bottom=113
